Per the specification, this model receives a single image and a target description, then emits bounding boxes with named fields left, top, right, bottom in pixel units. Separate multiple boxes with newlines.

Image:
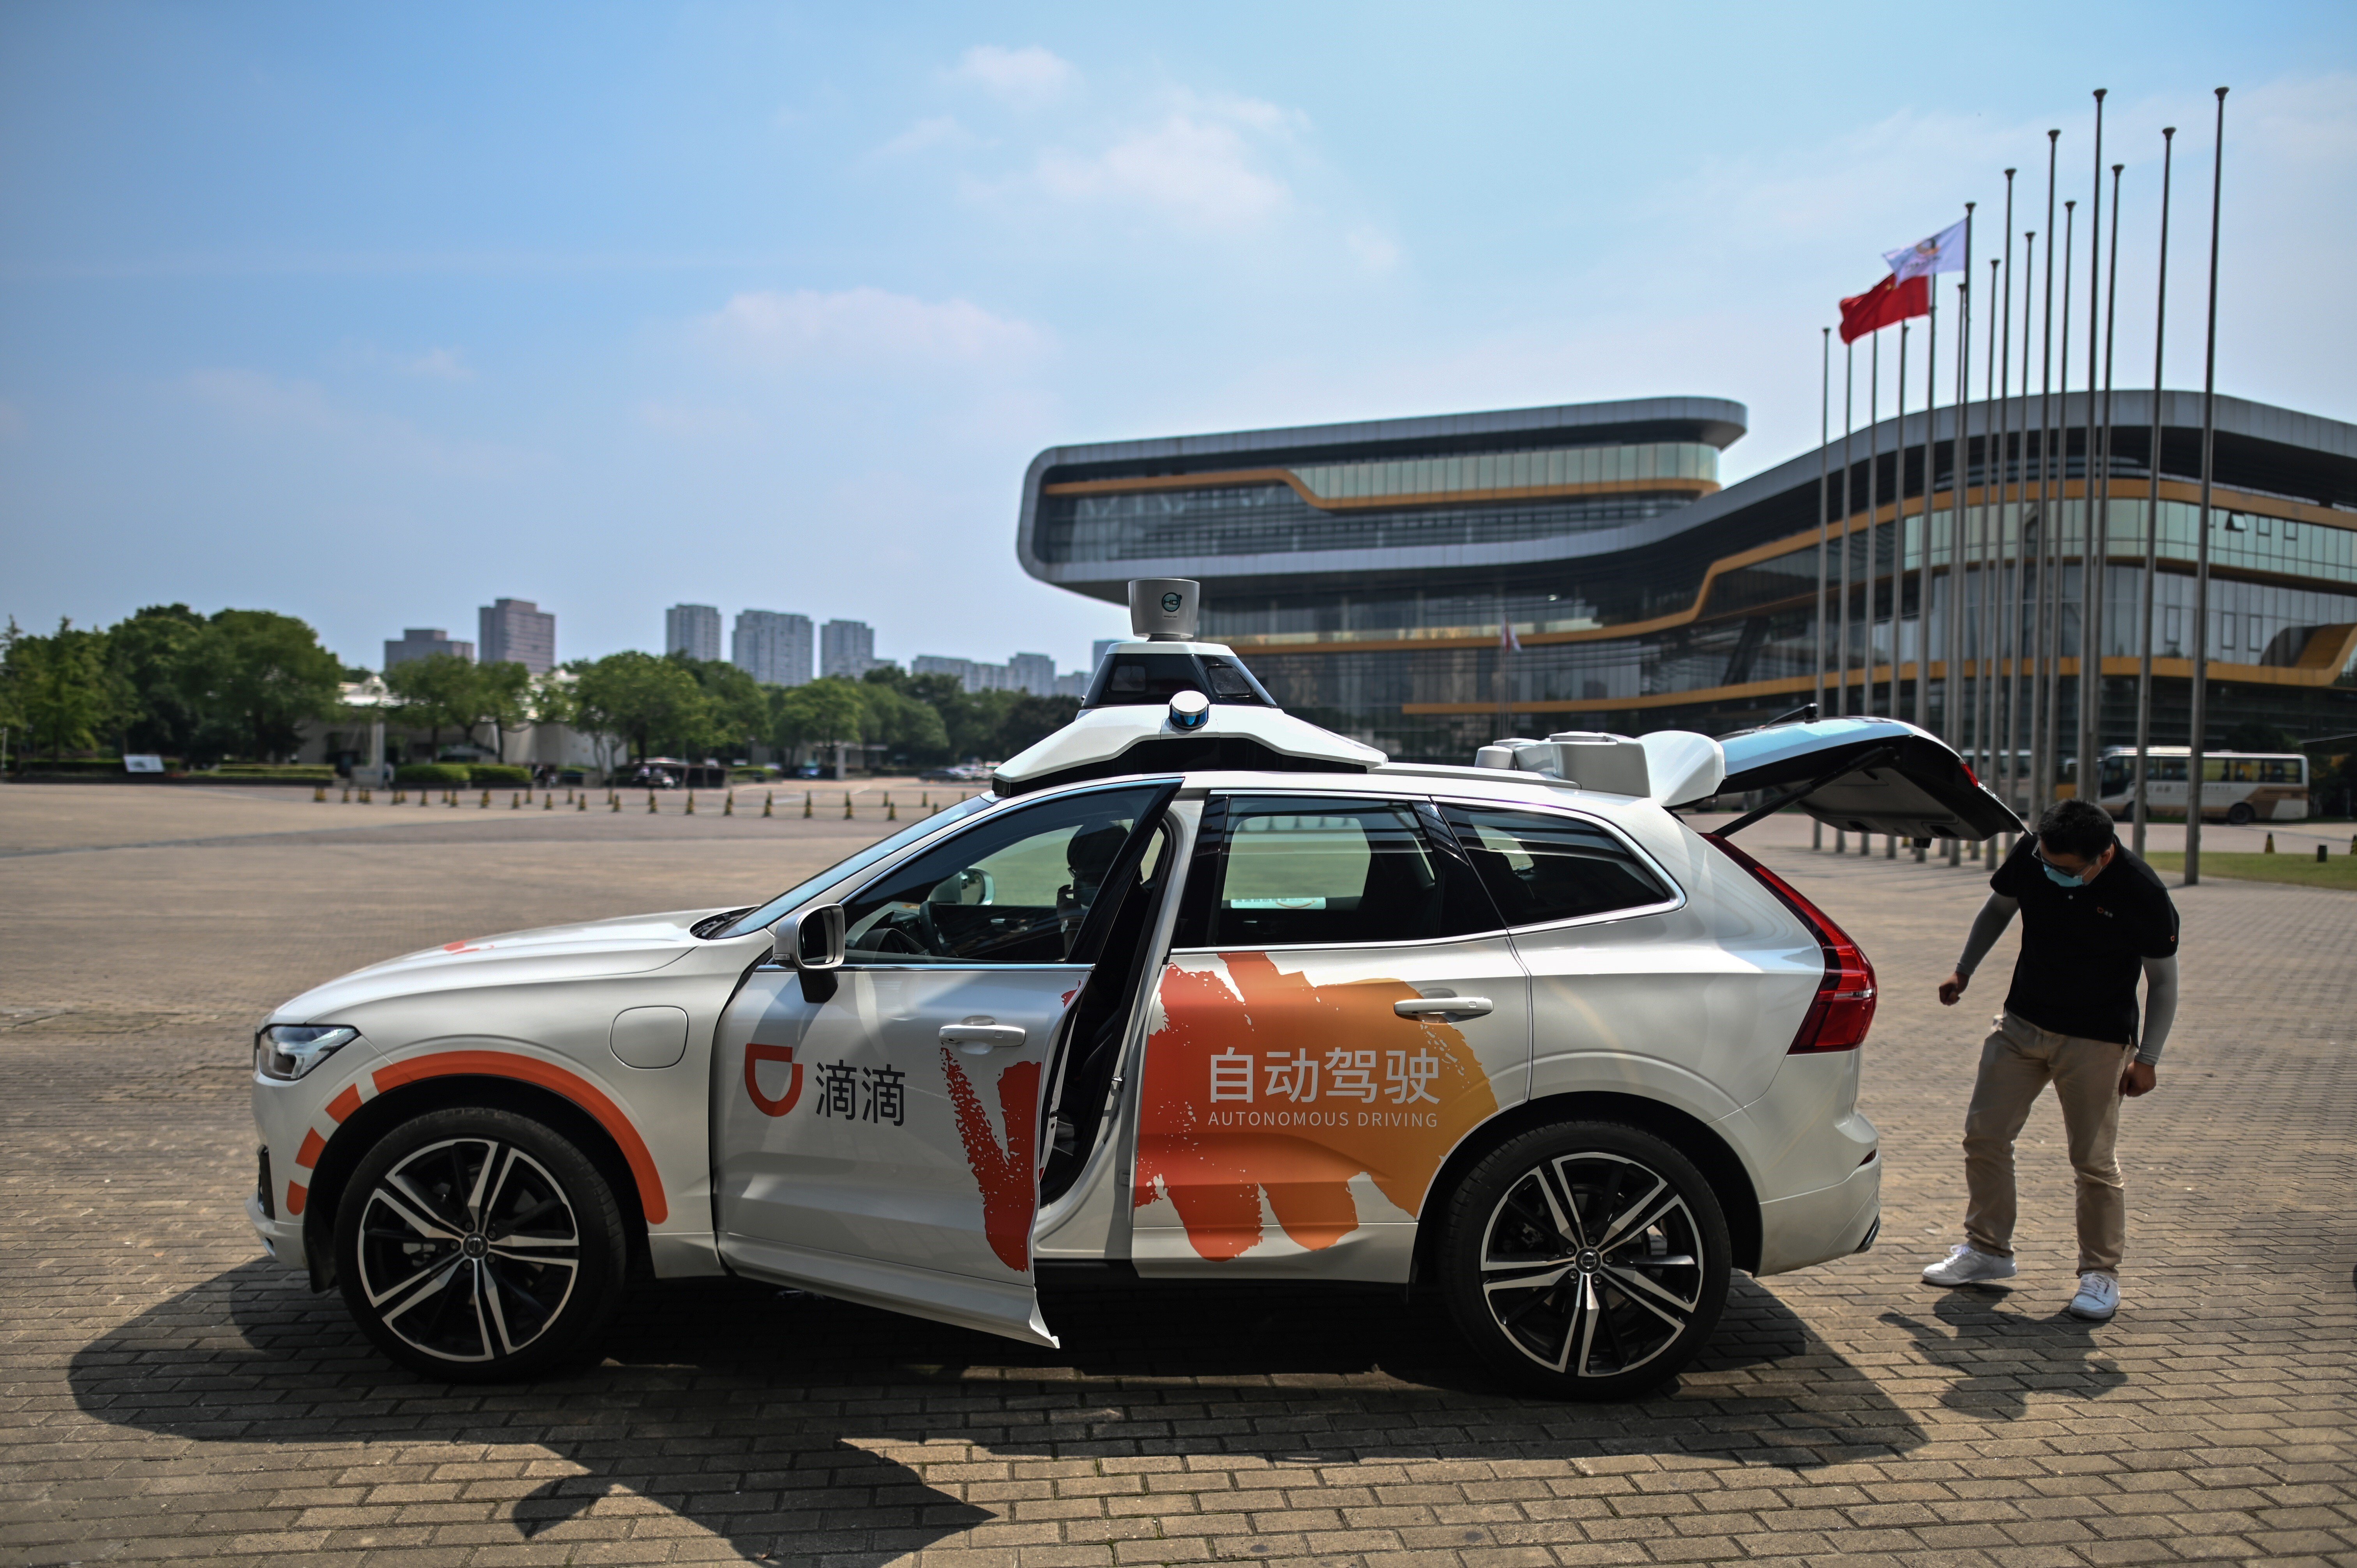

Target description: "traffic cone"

left=511, top=792, right=520, bottom=809
left=543, top=793, right=553, bottom=810
left=576, top=793, right=586, bottom=811
left=313, top=784, right=325, bottom=802
left=762, top=791, right=774, bottom=818
left=340, top=786, right=351, bottom=803
left=648, top=791, right=658, bottom=814
left=686, top=792, right=696, bottom=815
left=920, top=791, right=928, bottom=808
left=448, top=789, right=459, bottom=807
left=843, top=792, right=854, bottom=819
left=421, top=789, right=430, bottom=809
left=610, top=794, right=620, bottom=813
left=723, top=791, right=733, bottom=817
left=2264, top=833, right=2275, bottom=854
left=481, top=789, right=491, bottom=808
left=803, top=791, right=813, bottom=818
left=886, top=793, right=896, bottom=821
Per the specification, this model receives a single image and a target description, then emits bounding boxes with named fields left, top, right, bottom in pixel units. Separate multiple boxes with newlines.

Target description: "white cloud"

left=402, top=347, right=472, bottom=381
left=182, top=369, right=537, bottom=478
left=700, top=286, right=1048, bottom=366
left=947, top=44, right=1074, bottom=106
left=1016, top=94, right=1303, bottom=230
left=875, top=115, right=978, bottom=159
left=1346, top=226, right=1401, bottom=274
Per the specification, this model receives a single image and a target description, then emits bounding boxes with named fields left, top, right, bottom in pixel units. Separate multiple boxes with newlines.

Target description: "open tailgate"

left=1715, top=717, right=2021, bottom=841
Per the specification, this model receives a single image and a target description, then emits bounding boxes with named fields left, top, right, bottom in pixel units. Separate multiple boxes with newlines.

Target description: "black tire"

left=2225, top=802, right=2255, bottom=826
left=1437, top=1119, right=1730, bottom=1400
left=334, top=1105, right=627, bottom=1381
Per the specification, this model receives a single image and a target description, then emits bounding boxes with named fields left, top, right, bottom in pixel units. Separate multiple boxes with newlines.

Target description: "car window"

left=841, top=785, right=1163, bottom=964
left=1205, top=797, right=1496, bottom=947
left=716, top=793, right=996, bottom=938
left=1440, top=805, right=1673, bottom=928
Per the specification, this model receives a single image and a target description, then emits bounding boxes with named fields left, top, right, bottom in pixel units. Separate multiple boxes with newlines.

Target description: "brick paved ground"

left=1, top=785, right=2351, bottom=1568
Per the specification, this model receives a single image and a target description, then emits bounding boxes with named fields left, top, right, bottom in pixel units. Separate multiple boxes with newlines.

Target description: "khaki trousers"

left=1961, top=1010, right=2133, bottom=1275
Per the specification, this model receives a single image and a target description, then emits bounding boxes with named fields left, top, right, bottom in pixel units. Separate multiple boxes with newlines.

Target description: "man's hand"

left=1937, top=970, right=1968, bottom=1006
left=2120, top=1060, right=2157, bottom=1098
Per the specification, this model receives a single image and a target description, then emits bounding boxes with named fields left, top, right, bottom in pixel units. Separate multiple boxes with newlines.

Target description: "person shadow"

left=68, top=1261, right=1929, bottom=1562
left=1881, top=1285, right=2127, bottom=1422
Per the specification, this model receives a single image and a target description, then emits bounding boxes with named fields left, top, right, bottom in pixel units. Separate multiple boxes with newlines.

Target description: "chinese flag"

left=1839, top=273, right=1930, bottom=344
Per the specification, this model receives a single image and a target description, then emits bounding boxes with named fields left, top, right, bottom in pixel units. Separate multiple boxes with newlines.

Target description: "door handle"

left=1394, top=997, right=1492, bottom=1019
left=940, top=1022, right=1028, bottom=1055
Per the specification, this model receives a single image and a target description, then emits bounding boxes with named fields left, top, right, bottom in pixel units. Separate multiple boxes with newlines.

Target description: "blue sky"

left=5, top=2, right=2353, bottom=675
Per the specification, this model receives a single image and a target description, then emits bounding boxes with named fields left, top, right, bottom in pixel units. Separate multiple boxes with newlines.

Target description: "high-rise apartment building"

left=478, top=598, right=556, bottom=674
left=666, top=604, right=722, bottom=664
left=1007, top=652, right=1057, bottom=698
left=383, top=628, right=474, bottom=670
left=732, top=610, right=814, bottom=687
left=820, top=619, right=876, bottom=680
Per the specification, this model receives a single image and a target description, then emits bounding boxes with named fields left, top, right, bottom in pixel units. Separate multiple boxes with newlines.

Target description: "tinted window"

left=1442, top=806, right=1672, bottom=927
left=842, top=786, right=1161, bottom=964
left=1205, top=797, right=1496, bottom=947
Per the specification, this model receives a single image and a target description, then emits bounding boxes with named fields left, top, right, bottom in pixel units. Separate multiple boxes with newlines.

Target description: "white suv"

left=246, top=587, right=2010, bottom=1399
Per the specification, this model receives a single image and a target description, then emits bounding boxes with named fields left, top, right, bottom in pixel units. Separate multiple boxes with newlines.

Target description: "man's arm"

left=1938, top=892, right=2019, bottom=1006
left=2120, top=954, right=2178, bottom=1097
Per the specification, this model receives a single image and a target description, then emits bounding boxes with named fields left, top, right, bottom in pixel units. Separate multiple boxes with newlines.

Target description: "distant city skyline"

left=664, top=602, right=721, bottom=664
left=732, top=609, right=813, bottom=687
left=480, top=597, right=555, bottom=674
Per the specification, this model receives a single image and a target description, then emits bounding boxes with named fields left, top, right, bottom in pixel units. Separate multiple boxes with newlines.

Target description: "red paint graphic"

left=941, top=1049, right=1039, bottom=1273
left=294, top=1128, right=326, bottom=1169
left=743, top=1042, right=803, bottom=1116
left=1134, top=952, right=1499, bottom=1261
left=325, top=1084, right=362, bottom=1123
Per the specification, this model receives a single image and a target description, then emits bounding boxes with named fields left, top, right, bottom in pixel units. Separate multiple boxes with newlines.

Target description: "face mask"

left=2041, top=861, right=2086, bottom=888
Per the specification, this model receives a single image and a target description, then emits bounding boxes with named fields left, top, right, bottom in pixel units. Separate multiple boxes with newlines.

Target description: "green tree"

left=457, top=661, right=534, bottom=761
left=774, top=677, right=868, bottom=768
left=571, top=652, right=710, bottom=763
left=3, top=618, right=127, bottom=759
left=384, top=652, right=481, bottom=762
left=104, top=604, right=208, bottom=756
left=678, top=655, right=769, bottom=761
left=178, top=609, right=345, bottom=761
left=997, top=694, right=1082, bottom=758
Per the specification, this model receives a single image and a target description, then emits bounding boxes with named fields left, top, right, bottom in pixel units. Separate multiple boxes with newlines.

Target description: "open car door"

left=712, top=780, right=1176, bottom=1347
left=1712, top=717, right=2020, bottom=841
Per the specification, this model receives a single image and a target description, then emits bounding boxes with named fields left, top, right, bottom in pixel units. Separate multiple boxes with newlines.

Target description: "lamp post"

left=2186, top=88, right=2228, bottom=886
left=2132, top=127, right=2175, bottom=856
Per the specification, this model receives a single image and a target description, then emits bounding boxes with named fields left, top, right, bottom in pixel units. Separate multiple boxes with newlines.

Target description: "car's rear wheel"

left=334, top=1106, right=626, bottom=1381
left=1438, top=1120, right=1730, bottom=1400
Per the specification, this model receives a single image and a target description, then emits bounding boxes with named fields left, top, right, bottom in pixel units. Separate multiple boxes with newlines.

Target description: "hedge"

left=466, top=764, right=532, bottom=786
left=394, top=763, right=473, bottom=786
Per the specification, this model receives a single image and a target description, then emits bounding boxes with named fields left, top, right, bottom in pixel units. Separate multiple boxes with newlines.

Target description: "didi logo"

left=743, top=1042, right=803, bottom=1116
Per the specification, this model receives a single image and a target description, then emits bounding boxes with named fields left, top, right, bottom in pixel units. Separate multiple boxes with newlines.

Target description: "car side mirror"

left=770, top=904, right=845, bottom=971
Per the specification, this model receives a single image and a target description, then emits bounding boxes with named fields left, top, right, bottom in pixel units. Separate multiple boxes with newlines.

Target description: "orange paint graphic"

left=1134, top=952, right=1499, bottom=1261
left=743, top=1042, right=803, bottom=1116
left=942, top=1049, right=1040, bottom=1273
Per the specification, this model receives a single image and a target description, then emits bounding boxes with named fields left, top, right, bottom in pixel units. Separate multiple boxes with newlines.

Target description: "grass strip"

left=2144, top=851, right=2357, bottom=891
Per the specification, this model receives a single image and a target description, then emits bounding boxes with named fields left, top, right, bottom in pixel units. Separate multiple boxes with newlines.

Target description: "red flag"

left=1838, top=273, right=1929, bottom=344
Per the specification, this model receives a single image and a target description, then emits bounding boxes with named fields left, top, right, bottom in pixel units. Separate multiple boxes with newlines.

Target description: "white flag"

left=1883, top=219, right=1967, bottom=281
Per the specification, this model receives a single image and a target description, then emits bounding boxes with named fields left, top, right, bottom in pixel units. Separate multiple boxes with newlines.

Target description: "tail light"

left=1704, top=834, right=1878, bottom=1053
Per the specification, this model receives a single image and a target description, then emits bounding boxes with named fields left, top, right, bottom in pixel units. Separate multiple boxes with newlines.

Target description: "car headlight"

left=256, top=1024, right=360, bottom=1081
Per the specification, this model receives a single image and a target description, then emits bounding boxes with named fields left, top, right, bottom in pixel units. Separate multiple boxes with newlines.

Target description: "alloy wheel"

left=353, top=1136, right=582, bottom=1365
left=1476, top=1150, right=1706, bottom=1380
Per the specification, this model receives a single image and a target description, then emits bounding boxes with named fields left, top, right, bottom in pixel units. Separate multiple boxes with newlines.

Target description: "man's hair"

left=2036, top=797, right=2116, bottom=860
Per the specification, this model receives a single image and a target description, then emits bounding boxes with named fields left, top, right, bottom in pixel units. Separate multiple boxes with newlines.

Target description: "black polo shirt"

left=1989, top=835, right=2180, bottom=1045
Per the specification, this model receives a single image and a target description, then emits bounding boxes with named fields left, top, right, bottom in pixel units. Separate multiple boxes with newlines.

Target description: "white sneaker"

left=1921, top=1243, right=2017, bottom=1285
left=2067, top=1272, right=2120, bottom=1320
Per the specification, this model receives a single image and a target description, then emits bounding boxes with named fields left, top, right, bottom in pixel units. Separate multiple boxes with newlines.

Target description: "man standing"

left=1923, top=797, right=2180, bottom=1320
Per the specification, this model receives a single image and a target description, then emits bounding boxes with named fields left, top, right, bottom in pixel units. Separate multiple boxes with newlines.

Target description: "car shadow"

left=70, top=1261, right=1926, bottom=1561
left=1881, top=1286, right=2128, bottom=1421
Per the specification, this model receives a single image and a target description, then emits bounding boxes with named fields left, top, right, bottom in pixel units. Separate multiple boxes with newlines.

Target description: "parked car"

left=245, top=586, right=2011, bottom=1397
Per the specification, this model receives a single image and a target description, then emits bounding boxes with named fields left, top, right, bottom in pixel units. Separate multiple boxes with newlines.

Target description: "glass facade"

left=1286, top=441, right=1717, bottom=503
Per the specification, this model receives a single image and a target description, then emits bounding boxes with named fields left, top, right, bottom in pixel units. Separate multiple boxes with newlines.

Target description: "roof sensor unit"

left=1129, top=579, right=1200, bottom=641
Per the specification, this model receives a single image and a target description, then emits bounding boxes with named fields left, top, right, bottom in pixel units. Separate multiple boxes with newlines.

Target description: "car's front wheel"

left=1437, top=1120, right=1730, bottom=1400
left=334, top=1105, right=627, bottom=1381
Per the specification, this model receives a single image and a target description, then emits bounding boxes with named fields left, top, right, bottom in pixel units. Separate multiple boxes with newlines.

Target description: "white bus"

left=2089, top=746, right=2310, bottom=825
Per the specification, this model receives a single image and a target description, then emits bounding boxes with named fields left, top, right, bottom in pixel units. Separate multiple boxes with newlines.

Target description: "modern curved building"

left=1018, top=392, right=2357, bottom=765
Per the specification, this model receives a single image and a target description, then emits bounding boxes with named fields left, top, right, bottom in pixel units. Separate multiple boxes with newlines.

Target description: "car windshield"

left=713, top=793, right=998, bottom=938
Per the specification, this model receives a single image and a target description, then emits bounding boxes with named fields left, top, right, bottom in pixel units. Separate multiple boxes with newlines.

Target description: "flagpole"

left=2133, top=128, right=2176, bottom=858
left=1893, top=321, right=1908, bottom=727
left=1947, top=200, right=1974, bottom=869
left=2091, top=158, right=2123, bottom=823
left=2076, top=91, right=2107, bottom=813
left=1868, top=330, right=1881, bottom=720
left=1917, top=283, right=1937, bottom=738
left=2186, top=87, right=2228, bottom=886
left=1838, top=337, right=1855, bottom=854
left=1989, top=168, right=2016, bottom=845
left=1979, top=251, right=2003, bottom=857
left=2030, top=129, right=2059, bottom=822
left=1815, top=327, right=1830, bottom=851
left=2005, top=225, right=2035, bottom=828
left=2048, top=196, right=2076, bottom=813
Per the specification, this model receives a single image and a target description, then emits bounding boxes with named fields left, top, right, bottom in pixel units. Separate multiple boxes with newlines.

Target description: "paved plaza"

left=1, top=783, right=2351, bottom=1568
